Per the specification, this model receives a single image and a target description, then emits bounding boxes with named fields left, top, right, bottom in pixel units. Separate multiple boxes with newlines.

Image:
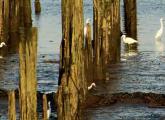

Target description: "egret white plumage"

left=84, top=18, right=91, bottom=38
left=0, top=42, right=6, bottom=48
left=155, top=18, right=164, bottom=40
left=155, top=39, right=164, bottom=52
left=47, top=101, right=51, bottom=119
left=121, top=35, right=138, bottom=44
left=88, top=82, right=96, bottom=90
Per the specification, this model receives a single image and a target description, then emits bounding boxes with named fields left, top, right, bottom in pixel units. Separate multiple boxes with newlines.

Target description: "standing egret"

left=88, top=82, right=96, bottom=90
left=0, top=42, right=6, bottom=48
left=47, top=101, right=51, bottom=119
left=155, top=39, right=164, bottom=52
left=155, top=18, right=164, bottom=40
left=84, top=18, right=91, bottom=38
left=121, top=35, right=138, bottom=45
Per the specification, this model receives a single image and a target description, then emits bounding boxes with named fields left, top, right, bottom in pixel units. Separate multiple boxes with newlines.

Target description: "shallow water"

left=1, top=0, right=165, bottom=119
left=85, top=103, right=165, bottom=120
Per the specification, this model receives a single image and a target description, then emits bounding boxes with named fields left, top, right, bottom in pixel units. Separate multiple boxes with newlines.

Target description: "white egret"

left=88, top=82, right=96, bottom=90
left=47, top=101, right=51, bottom=119
left=84, top=18, right=91, bottom=38
left=0, top=42, right=6, bottom=48
left=155, top=39, right=164, bottom=52
left=155, top=18, right=164, bottom=40
left=121, top=35, right=138, bottom=45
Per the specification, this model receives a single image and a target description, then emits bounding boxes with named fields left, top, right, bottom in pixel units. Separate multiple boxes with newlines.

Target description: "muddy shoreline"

left=1, top=89, right=165, bottom=108
left=83, top=92, right=165, bottom=109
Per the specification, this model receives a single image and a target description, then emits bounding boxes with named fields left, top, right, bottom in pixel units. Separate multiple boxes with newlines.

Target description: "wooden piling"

left=9, top=0, right=20, bottom=33
left=124, top=0, right=137, bottom=39
left=93, top=0, right=120, bottom=79
left=57, top=0, right=86, bottom=119
left=42, top=94, right=48, bottom=120
left=35, top=0, right=41, bottom=14
left=19, top=0, right=32, bottom=27
left=19, top=27, right=38, bottom=120
left=0, top=0, right=4, bottom=41
left=8, top=91, right=16, bottom=120
left=84, top=23, right=93, bottom=84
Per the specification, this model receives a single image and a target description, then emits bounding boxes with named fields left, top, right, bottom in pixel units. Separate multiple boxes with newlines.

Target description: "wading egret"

left=155, top=39, right=164, bottom=52
left=121, top=35, right=138, bottom=44
left=47, top=101, right=51, bottom=119
left=0, top=42, right=6, bottom=48
left=88, top=83, right=96, bottom=90
left=155, top=18, right=164, bottom=40
left=84, top=18, right=91, bottom=38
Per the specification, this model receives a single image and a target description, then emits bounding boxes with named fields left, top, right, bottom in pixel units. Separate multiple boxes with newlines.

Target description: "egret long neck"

left=123, top=36, right=126, bottom=43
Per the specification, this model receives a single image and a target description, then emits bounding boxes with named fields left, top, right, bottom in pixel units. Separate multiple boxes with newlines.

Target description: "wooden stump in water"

left=124, top=0, right=137, bottom=39
left=93, top=0, right=120, bottom=79
left=57, top=0, right=86, bottom=120
left=8, top=91, right=16, bottom=120
left=19, top=0, right=32, bottom=27
left=35, top=0, right=41, bottom=14
left=84, top=23, right=94, bottom=84
left=0, top=0, right=10, bottom=43
left=42, top=94, right=48, bottom=120
left=19, top=27, right=38, bottom=120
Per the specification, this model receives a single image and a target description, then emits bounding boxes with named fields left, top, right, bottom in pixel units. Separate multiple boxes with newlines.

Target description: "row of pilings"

left=4, top=0, right=137, bottom=119
left=0, top=0, right=32, bottom=45
left=57, top=0, right=137, bottom=120
left=1, top=0, right=38, bottom=119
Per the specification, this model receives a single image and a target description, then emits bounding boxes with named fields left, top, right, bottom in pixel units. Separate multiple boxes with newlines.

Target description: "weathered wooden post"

left=19, top=0, right=32, bottom=27
left=8, top=91, right=16, bottom=120
left=35, top=0, right=41, bottom=14
left=0, top=0, right=4, bottom=41
left=123, top=0, right=137, bottom=39
left=9, top=0, right=20, bottom=33
left=57, top=0, right=86, bottom=119
left=19, top=27, right=37, bottom=120
left=93, top=0, right=120, bottom=79
left=2, top=0, right=10, bottom=43
left=84, top=23, right=94, bottom=84
left=42, top=94, right=48, bottom=120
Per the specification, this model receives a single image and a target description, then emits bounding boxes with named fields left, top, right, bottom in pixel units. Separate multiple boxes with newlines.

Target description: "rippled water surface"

left=85, top=103, right=165, bottom=120
left=1, top=0, right=165, bottom=119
